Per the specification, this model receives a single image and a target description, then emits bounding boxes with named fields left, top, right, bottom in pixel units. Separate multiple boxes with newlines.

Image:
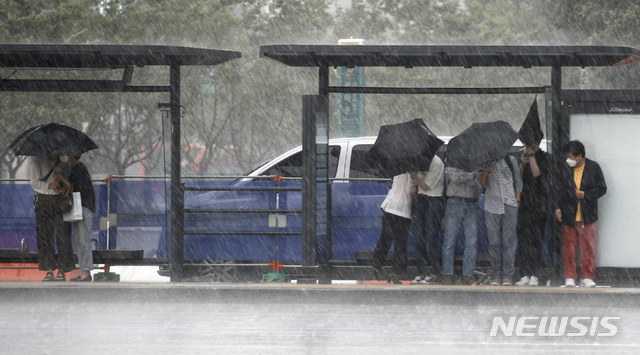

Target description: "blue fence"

left=0, top=180, right=547, bottom=263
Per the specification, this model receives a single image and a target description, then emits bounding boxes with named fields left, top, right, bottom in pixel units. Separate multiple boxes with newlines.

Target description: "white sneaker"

left=528, top=276, right=539, bottom=287
left=580, top=278, right=596, bottom=288
left=422, top=275, right=439, bottom=284
left=410, top=275, right=424, bottom=285
left=515, top=276, right=530, bottom=287
left=564, top=278, right=576, bottom=287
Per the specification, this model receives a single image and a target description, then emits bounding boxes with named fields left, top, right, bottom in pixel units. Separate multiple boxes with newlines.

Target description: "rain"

left=2, top=0, right=640, bottom=353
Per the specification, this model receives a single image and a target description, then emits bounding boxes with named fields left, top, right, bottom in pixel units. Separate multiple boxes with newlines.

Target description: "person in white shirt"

left=409, top=155, right=445, bottom=284
left=372, top=173, right=417, bottom=284
left=30, top=156, right=73, bottom=282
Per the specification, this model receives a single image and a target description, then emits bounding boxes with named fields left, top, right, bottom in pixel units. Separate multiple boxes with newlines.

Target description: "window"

left=262, top=146, right=341, bottom=178
left=349, top=144, right=384, bottom=180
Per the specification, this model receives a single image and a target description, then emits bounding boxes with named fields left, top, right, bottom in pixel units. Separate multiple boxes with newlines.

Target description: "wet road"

left=1, top=283, right=639, bottom=354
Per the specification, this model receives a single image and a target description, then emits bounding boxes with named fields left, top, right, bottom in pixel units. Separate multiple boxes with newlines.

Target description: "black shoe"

left=70, top=275, right=92, bottom=282
left=372, top=267, right=382, bottom=280
left=387, top=273, right=402, bottom=284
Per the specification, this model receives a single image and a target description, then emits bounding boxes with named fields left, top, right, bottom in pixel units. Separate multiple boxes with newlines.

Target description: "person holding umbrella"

left=372, top=173, right=418, bottom=283
left=30, top=156, right=74, bottom=281
left=515, top=99, right=551, bottom=287
left=409, top=152, right=445, bottom=285
left=484, top=155, right=522, bottom=286
left=366, top=119, right=444, bottom=284
left=443, top=121, right=521, bottom=286
left=441, top=166, right=489, bottom=285
left=11, top=122, right=99, bottom=282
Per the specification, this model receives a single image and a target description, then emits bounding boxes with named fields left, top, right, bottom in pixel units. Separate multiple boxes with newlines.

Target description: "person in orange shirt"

left=554, top=141, right=607, bottom=288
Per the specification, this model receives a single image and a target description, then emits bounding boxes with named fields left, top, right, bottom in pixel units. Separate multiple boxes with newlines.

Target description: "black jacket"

left=553, top=158, right=607, bottom=226
left=68, top=162, right=96, bottom=213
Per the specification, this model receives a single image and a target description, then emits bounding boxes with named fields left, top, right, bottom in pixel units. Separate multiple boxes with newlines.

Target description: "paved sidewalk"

left=1, top=283, right=639, bottom=354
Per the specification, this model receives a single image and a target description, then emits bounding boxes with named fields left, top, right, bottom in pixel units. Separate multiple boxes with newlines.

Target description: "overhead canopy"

left=260, top=45, right=640, bottom=68
left=0, top=44, right=241, bottom=69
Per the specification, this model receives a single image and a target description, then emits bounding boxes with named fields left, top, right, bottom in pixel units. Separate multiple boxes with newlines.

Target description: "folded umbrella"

left=446, top=121, right=520, bottom=172
left=364, top=118, right=444, bottom=178
left=10, top=122, right=99, bottom=157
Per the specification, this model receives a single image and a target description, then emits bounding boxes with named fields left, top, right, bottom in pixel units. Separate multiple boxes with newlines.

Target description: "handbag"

left=63, top=192, right=83, bottom=221
left=56, top=192, right=74, bottom=213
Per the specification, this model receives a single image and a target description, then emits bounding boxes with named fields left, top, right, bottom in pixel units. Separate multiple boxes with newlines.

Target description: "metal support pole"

left=550, top=64, right=563, bottom=285
left=168, top=63, right=185, bottom=281
left=317, top=65, right=332, bottom=284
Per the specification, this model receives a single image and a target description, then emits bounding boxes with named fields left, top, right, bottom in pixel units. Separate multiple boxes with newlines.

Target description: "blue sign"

left=338, top=67, right=365, bottom=137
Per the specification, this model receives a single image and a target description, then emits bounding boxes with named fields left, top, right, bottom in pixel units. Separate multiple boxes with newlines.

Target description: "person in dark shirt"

left=65, top=155, right=96, bottom=282
left=515, top=137, right=550, bottom=287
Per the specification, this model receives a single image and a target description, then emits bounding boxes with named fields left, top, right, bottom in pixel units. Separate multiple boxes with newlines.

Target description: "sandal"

left=42, top=271, right=55, bottom=282
left=70, top=275, right=92, bottom=282
left=53, top=272, right=66, bottom=282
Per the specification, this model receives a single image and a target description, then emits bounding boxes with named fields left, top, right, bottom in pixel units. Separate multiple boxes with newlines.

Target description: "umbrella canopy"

left=9, top=123, right=99, bottom=157
left=519, top=97, right=544, bottom=145
left=446, top=121, right=520, bottom=172
left=364, top=118, right=444, bottom=178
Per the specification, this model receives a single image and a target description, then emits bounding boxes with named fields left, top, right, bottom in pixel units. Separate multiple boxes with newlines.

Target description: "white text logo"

left=490, top=317, right=620, bottom=337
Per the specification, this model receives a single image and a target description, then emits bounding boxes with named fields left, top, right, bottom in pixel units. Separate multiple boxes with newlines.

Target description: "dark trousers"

left=517, top=211, right=546, bottom=277
left=373, top=212, right=412, bottom=274
left=413, top=195, right=445, bottom=276
left=34, top=193, right=74, bottom=272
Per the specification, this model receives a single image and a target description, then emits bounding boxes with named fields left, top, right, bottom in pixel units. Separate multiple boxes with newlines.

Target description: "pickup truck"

left=158, top=136, right=542, bottom=278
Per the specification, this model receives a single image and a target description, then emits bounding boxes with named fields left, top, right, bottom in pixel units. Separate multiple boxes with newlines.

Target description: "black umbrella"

left=519, top=97, right=544, bottom=146
left=446, top=121, right=520, bottom=172
left=364, top=118, right=444, bottom=178
left=9, top=122, right=99, bottom=157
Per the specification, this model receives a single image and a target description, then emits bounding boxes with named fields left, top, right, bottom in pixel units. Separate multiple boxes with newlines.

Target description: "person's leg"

left=562, top=224, right=578, bottom=280
left=35, top=195, right=56, bottom=272
left=529, top=218, right=546, bottom=279
left=74, top=208, right=94, bottom=275
left=442, top=199, right=463, bottom=276
left=485, top=211, right=502, bottom=280
left=461, top=202, right=479, bottom=278
left=502, top=205, right=519, bottom=283
left=413, top=196, right=428, bottom=276
left=578, top=221, right=598, bottom=280
left=427, top=197, right=445, bottom=276
left=373, top=212, right=395, bottom=273
left=391, top=214, right=412, bottom=274
left=516, top=213, right=534, bottom=277
left=54, top=211, right=74, bottom=274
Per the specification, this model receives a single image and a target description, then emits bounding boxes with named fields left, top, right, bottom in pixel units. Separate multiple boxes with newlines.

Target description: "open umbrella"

left=364, top=118, right=444, bottom=178
left=519, top=97, right=544, bottom=145
left=9, top=122, right=99, bottom=157
left=446, top=121, right=520, bottom=172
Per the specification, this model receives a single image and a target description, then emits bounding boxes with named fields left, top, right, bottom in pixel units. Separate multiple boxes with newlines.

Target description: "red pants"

left=562, top=222, right=597, bottom=280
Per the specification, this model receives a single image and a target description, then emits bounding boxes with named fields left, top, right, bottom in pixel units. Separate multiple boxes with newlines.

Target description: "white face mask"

left=566, top=158, right=577, bottom=168
left=59, top=156, right=69, bottom=163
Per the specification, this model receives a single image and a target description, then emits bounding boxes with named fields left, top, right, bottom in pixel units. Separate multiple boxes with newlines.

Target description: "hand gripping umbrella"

left=446, top=121, right=520, bottom=172
left=9, top=122, right=99, bottom=157
left=364, top=118, right=444, bottom=178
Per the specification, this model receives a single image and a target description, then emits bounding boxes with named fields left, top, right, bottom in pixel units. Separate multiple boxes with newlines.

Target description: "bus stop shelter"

left=0, top=44, right=241, bottom=281
left=259, top=44, right=640, bottom=283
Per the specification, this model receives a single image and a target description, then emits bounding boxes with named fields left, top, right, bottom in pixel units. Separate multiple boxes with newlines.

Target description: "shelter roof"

left=0, top=44, right=241, bottom=69
left=260, top=45, right=640, bottom=68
